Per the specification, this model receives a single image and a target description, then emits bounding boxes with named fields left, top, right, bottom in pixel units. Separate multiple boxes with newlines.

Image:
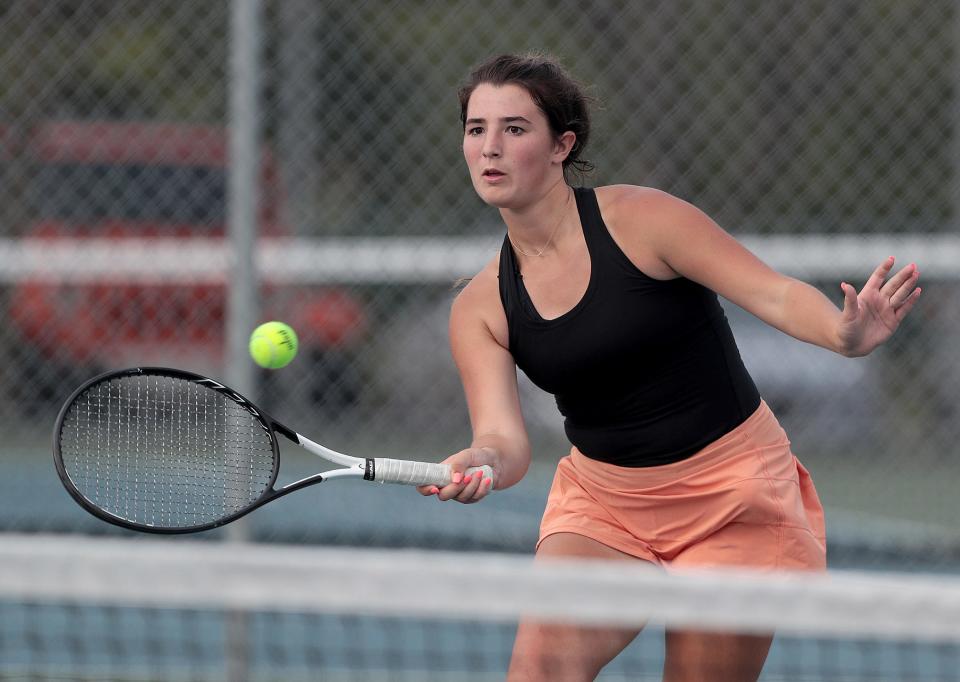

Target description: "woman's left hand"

left=837, top=256, right=921, bottom=357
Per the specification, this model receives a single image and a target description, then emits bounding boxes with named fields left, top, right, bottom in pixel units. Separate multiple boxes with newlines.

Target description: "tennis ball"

left=249, top=321, right=299, bottom=369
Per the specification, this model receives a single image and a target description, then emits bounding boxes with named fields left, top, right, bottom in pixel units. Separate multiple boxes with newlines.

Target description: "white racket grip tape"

left=372, top=458, right=494, bottom=490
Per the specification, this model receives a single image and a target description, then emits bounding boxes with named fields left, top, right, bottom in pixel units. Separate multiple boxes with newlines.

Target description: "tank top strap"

left=574, top=185, right=664, bottom=285
left=497, top=232, right=522, bottom=332
left=573, top=186, right=625, bottom=275
left=572, top=185, right=604, bottom=241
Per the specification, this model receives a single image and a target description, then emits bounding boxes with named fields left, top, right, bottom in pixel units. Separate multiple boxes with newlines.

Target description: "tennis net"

left=2, top=533, right=958, bottom=681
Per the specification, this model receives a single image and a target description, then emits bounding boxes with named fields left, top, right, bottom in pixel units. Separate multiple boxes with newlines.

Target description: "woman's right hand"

left=417, top=446, right=498, bottom=504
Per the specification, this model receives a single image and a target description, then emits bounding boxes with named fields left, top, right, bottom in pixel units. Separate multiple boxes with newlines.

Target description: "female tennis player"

left=419, top=53, right=922, bottom=681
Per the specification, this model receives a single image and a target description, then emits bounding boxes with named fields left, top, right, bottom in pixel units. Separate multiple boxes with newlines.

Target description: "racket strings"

left=58, top=374, right=276, bottom=529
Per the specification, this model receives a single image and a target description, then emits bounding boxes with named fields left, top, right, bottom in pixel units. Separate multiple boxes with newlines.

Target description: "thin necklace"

left=508, top=189, right=572, bottom=258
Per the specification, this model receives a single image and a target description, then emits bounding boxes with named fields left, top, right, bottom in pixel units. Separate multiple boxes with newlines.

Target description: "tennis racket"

left=53, top=366, right=492, bottom=534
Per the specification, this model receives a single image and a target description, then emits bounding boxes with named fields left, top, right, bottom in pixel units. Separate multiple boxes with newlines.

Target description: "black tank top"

left=498, top=187, right=761, bottom=467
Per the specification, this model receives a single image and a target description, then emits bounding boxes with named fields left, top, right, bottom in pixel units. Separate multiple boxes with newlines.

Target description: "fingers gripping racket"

left=53, top=367, right=492, bottom=534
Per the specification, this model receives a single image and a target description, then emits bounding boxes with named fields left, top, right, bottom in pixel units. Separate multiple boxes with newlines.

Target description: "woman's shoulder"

left=452, top=253, right=502, bottom=313
left=594, top=184, right=709, bottom=235
left=590, top=184, right=704, bottom=280
left=451, top=252, right=509, bottom=346
left=594, top=184, right=686, bottom=215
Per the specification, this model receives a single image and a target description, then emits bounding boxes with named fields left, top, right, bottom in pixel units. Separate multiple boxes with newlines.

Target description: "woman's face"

left=462, top=83, right=569, bottom=209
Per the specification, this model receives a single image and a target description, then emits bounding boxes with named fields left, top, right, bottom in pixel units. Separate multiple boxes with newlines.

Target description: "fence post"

left=225, top=0, right=263, bottom=680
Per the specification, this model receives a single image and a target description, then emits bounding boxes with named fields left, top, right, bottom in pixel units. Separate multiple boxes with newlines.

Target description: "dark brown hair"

left=458, top=52, right=595, bottom=179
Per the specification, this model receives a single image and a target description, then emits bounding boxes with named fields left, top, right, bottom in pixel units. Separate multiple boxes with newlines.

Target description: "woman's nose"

left=482, top=134, right=501, bottom=158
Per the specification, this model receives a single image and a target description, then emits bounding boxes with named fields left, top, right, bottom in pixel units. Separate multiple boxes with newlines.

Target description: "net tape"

left=2, top=534, right=959, bottom=642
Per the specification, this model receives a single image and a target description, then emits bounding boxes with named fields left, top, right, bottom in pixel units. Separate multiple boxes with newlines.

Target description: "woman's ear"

left=553, top=131, right=577, bottom=164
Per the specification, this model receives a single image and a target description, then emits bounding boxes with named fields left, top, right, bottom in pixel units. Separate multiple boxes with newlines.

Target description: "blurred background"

left=0, top=0, right=957, bottom=572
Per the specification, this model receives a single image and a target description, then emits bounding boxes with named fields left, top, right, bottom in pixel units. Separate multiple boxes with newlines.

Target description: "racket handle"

left=372, top=458, right=494, bottom=490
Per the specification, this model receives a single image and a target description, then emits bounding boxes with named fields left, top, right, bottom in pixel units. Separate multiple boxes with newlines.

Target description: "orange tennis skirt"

left=538, top=401, right=827, bottom=571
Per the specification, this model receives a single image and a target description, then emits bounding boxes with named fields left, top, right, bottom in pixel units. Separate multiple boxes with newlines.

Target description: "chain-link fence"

left=0, top=0, right=957, bottom=568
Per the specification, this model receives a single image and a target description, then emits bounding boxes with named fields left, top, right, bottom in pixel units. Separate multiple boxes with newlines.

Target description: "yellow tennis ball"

left=249, top=321, right=299, bottom=369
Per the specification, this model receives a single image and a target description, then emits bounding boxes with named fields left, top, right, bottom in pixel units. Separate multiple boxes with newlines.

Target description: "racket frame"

left=53, top=367, right=401, bottom=534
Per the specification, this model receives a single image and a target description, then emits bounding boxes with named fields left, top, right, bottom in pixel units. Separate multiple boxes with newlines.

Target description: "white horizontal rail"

left=0, top=234, right=955, bottom=283
left=2, top=534, right=960, bottom=641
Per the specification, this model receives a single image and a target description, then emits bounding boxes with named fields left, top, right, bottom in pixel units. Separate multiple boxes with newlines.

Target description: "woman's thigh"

left=507, top=532, right=651, bottom=682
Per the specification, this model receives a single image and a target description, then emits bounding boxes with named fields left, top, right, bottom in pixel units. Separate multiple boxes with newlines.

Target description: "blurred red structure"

left=8, top=120, right=364, bottom=378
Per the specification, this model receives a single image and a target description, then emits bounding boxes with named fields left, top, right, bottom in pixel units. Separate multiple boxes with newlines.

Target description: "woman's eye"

left=507, top=126, right=524, bottom=135
left=466, top=127, right=483, bottom=136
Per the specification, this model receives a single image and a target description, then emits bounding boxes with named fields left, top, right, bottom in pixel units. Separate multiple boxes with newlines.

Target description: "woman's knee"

left=664, top=629, right=773, bottom=682
left=509, top=620, right=642, bottom=682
